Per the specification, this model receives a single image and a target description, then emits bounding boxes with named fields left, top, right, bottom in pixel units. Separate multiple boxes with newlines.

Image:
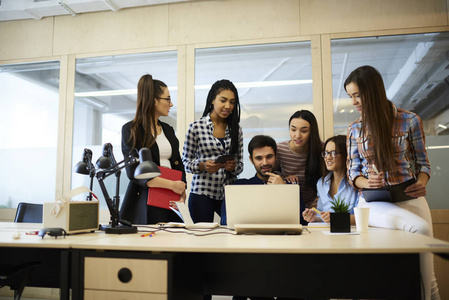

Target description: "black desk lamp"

left=95, top=143, right=121, bottom=221
left=75, top=144, right=161, bottom=234
left=73, top=149, right=96, bottom=201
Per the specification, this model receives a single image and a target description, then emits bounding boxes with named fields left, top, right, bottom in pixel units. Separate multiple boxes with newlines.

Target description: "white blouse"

left=156, top=128, right=172, bottom=168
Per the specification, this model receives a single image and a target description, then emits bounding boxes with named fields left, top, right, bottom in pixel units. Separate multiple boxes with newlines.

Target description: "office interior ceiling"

left=6, top=35, right=449, bottom=133
left=0, top=0, right=201, bottom=21
left=4, top=35, right=449, bottom=135
left=1, top=2, right=448, bottom=134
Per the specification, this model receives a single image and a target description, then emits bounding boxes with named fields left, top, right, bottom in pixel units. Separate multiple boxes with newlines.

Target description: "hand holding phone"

left=214, top=155, right=236, bottom=164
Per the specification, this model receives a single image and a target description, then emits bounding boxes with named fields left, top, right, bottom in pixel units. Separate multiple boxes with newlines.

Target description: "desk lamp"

left=75, top=144, right=161, bottom=234
left=95, top=143, right=121, bottom=219
left=73, top=148, right=96, bottom=201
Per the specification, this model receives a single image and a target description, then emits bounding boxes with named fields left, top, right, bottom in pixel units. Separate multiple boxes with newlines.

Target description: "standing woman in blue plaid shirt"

left=182, top=79, right=243, bottom=223
left=345, top=65, right=439, bottom=300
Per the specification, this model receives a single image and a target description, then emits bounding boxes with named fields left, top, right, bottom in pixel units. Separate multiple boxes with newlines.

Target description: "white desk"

left=71, top=226, right=449, bottom=254
left=0, top=223, right=111, bottom=299
left=1, top=223, right=449, bottom=299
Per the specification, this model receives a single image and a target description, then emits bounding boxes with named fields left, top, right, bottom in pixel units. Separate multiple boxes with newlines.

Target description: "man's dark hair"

left=248, top=135, right=277, bottom=158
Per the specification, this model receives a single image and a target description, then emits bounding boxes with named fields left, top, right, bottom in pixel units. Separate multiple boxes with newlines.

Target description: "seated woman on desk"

left=302, top=135, right=358, bottom=224
left=345, top=65, right=439, bottom=300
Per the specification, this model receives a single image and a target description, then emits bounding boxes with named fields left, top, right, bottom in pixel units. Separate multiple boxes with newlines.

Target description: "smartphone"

left=214, top=155, right=236, bottom=163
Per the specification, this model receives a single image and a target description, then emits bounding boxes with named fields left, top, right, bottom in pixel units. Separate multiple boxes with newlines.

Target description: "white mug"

left=354, top=207, right=370, bottom=233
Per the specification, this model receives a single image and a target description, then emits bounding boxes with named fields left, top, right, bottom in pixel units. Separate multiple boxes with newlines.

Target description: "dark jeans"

left=233, top=295, right=320, bottom=299
left=147, top=205, right=183, bottom=224
left=188, top=193, right=222, bottom=223
left=233, top=297, right=275, bottom=300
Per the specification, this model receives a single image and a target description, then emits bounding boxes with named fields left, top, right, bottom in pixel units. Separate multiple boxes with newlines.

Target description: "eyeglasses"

left=158, top=97, right=172, bottom=104
left=321, top=151, right=341, bottom=158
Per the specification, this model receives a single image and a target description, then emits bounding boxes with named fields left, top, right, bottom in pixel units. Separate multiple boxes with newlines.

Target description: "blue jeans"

left=188, top=193, right=223, bottom=223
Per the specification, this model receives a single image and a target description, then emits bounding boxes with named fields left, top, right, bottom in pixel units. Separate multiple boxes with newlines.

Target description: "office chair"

left=14, top=202, right=43, bottom=223
left=0, top=262, right=38, bottom=300
left=0, top=203, right=43, bottom=299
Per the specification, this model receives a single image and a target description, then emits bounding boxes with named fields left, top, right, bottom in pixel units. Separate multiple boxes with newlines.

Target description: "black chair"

left=0, top=262, right=39, bottom=300
left=14, top=202, right=43, bottom=223
left=0, top=203, right=43, bottom=299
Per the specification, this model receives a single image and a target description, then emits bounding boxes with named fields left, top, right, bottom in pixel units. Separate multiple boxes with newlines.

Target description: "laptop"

left=159, top=202, right=219, bottom=229
left=225, top=184, right=303, bottom=235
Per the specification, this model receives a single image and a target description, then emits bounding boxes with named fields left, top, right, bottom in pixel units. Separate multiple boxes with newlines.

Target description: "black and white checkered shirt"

left=182, top=115, right=243, bottom=200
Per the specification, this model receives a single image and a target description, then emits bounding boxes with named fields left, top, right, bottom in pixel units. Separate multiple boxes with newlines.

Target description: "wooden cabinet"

left=83, top=254, right=170, bottom=300
left=85, top=290, right=167, bottom=300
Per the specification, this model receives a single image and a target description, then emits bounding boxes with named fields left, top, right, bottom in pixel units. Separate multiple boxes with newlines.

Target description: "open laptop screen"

left=225, top=184, right=301, bottom=228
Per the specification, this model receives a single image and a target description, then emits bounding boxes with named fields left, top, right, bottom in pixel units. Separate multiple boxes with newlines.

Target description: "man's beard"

left=257, top=165, right=272, bottom=179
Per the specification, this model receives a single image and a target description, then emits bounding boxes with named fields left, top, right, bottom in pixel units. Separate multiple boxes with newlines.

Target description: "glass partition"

left=0, top=61, right=60, bottom=208
left=72, top=51, right=177, bottom=207
left=331, top=32, right=449, bottom=208
left=195, top=42, right=313, bottom=179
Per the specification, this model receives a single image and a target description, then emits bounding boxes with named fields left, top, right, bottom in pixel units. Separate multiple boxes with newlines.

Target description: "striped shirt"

left=276, top=140, right=317, bottom=208
left=347, top=103, right=431, bottom=187
left=182, top=115, right=244, bottom=200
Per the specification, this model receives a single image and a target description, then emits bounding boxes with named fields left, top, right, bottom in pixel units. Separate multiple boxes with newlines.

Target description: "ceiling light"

left=426, top=145, right=449, bottom=150
left=59, top=2, right=77, bottom=17
left=195, top=80, right=312, bottom=90
left=74, top=80, right=311, bottom=97
left=438, top=124, right=448, bottom=129
left=75, top=89, right=137, bottom=97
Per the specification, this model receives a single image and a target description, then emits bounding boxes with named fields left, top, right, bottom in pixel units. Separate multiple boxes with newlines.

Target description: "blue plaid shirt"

left=182, top=115, right=244, bottom=200
left=347, top=103, right=431, bottom=187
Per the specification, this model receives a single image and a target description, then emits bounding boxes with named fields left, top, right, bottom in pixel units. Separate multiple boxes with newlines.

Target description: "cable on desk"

left=137, top=225, right=236, bottom=236
left=137, top=225, right=310, bottom=236
left=163, top=229, right=236, bottom=236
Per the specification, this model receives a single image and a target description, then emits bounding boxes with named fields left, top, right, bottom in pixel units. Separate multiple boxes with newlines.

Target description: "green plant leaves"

left=330, top=195, right=350, bottom=213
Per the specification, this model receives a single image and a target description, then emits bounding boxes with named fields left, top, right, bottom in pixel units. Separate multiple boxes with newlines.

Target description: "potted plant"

left=329, top=195, right=351, bottom=233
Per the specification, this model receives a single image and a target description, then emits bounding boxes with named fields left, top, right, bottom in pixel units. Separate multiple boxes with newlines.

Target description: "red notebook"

left=147, top=166, right=182, bottom=209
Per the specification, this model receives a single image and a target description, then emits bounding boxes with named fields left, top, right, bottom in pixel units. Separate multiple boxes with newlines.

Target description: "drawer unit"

left=84, top=256, right=168, bottom=299
left=85, top=290, right=167, bottom=300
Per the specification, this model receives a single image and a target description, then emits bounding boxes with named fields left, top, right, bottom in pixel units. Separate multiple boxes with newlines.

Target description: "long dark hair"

left=322, top=135, right=348, bottom=181
left=344, top=65, right=395, bottom=172
left=202, top=79, right=241, bottom=155
left=129, top=74, right=167, bottom=149
left=289, top=110, right=322, bottom=190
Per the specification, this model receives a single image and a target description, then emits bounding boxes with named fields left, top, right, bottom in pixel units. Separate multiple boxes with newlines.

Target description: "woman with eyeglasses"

left=182, top=79, right=243, bottom=224
left=345, top=65, right=439, bottom=300
left=275, top=110, right=323, bottom=208
left=302, top=135, right=359, bottom=224
left=120, top=74, right=186, bottom=225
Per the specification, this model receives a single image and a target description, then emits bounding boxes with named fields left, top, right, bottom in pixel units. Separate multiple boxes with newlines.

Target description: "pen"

left=372, top=164, right=380, bottom=175
left=311, top=207, right=321, bottom=216
left=141, top=232, right=156, bottom=237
